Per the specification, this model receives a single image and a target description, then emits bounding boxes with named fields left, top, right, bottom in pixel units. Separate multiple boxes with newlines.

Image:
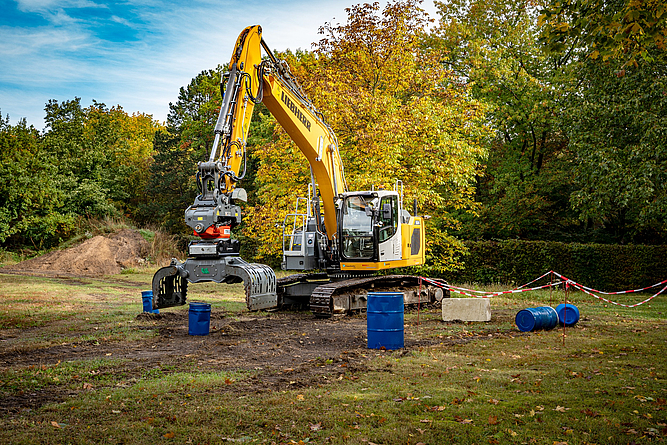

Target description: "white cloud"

left=15, top=0, right=105, bottom=13
left=1, top=0, right=441, bottom=128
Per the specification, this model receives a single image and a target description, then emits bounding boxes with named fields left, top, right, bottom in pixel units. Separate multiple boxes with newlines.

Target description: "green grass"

left=0, top=271, right=665, bottom=444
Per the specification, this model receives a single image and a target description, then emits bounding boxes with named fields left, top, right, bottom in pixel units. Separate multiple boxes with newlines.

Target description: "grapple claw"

left=152, top=264, right=188, bottom=309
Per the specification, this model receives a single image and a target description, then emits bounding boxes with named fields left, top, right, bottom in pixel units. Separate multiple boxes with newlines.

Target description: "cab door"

left=376, top=195, right=401, bottom=261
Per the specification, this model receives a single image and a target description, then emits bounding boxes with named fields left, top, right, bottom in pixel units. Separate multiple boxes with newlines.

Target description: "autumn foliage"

left=2, top=0, right=665, bottom=274
left=245, top=1, right=489, bottom=268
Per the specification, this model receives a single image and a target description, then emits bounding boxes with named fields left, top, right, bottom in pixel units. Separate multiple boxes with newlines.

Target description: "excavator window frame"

left=341, top=195, right=375, bottom=260
left=378, top=195, right=398, bottom=243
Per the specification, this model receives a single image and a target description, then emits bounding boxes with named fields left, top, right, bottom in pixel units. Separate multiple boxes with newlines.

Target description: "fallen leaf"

left=554, top=405, right=568, bottom=412
left=163, top=431, right=175, bottom=439
left=454, top=415, right=472, bottom=424
left=488, top=398, right=499, bottom=405
left=420, top=419, right=431, bottom=423
left=51, top=421, right=61, bottom=428
left=111, top=410, right=121, bottom=414
left=488, top=415, right=499, bottom=425
left=582, top=408, right=600, bottom=417
left=309, top=422, right=321, bottom=431
left=296, top=394, right=304, bottom=401
left=82, top=382, right=93, bottom=390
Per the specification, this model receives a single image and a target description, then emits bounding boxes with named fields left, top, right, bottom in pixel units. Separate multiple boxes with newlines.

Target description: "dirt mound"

left=6, top=229, right=150, bottom=277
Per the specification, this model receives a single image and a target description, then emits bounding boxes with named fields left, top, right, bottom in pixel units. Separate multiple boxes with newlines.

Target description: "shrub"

left=444, top=240, right=667, bottom=290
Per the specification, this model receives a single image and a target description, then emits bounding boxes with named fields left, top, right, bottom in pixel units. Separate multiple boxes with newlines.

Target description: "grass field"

left=0, top=269, right=665, bottom=444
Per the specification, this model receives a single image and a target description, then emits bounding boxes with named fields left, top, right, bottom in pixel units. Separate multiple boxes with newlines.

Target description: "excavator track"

left=278, top=274, right=447, bottom=318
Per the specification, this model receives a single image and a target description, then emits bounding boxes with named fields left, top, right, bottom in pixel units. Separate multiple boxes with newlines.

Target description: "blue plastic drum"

left=188, top=302, right=211, bottom=336
left=141, top=290, right=159, bottom=314
left=556, top=303, right=580, bottom=326
left=515, top=306, right=558, bottom=332
left=367, top=292, right=404, bottom=350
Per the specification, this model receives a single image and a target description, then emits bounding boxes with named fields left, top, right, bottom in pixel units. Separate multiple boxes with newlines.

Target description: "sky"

left=1, top=0, right=439, bottom=130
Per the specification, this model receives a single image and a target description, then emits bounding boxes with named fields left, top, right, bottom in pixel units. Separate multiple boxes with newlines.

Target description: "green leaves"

left=566, top=57, right=667, bottom=241
left=0, top=98, right=163, bottom=249
left=538, top=0, right=667, bottom=67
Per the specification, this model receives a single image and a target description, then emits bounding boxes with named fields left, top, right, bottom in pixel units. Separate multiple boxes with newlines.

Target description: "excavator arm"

left=210, top=25, right=346, bottom=239
left=152, top=25, right=347, bottom=311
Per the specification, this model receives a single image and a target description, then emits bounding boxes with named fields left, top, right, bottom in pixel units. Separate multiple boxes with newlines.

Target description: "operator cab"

left=340, top=190, right=402, bottom=262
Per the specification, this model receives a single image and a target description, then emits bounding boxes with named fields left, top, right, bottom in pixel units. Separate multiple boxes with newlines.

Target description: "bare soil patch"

left=4, top=229, right=149, bottom=277
left=0, top=308, right=460, bottom=415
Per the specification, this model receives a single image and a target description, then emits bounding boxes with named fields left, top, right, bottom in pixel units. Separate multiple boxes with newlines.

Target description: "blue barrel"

left=141, top=290, right=159, bottom=314
left=556, top=303, right=580, bottom=326
left=188, top=302, right=211, bottom=336
left=515, top=306, right=558, bottom=332
left=367, top=292, right=404, bottom=350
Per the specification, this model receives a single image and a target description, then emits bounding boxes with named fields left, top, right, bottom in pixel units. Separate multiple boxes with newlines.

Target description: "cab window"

left=378, top=196, right=398, bottom=242
left=341, top=196, right=374, bottom=259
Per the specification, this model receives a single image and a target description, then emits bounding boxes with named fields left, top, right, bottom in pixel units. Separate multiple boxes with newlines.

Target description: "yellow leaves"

left=241, top=0, right=488, bottom=270
left=537, top=14, right=547, bottom=28
left=555, top=22, right=570, bottom=33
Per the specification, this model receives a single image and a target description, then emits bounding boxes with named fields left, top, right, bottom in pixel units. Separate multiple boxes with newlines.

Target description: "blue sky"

left=1, top=0, right=438, bottom=130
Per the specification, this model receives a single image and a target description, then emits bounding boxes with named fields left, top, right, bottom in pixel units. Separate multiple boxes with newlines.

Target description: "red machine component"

left=195, top=225, right=231, bottom=239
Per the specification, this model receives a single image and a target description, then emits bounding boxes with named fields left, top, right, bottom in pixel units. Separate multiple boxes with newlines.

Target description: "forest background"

left=1, top=0, right=665, bottom=281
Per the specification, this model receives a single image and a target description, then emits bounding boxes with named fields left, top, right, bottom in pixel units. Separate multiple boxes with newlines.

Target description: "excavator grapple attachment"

left=151, top=257, right=278, bottom=311
left=152, top=263, right=188, bottom=309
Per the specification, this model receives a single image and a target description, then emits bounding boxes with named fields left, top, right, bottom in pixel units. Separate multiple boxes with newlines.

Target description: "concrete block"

left=442, top=298, right=491, bottom=322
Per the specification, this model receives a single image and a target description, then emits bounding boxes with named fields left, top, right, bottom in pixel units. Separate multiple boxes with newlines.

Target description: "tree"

left=566, top=54, right=667, bottom=242
left=535, top=0, right=667, bottom=243
left=244, top=0, right=490, bottom=270
left=435, top=0, right=581, bottom=242
left=41, top=98, right=164, bottom=220
left=0, top=114, right=76, bottom=248
left=539, top=0, right=667, bottom=67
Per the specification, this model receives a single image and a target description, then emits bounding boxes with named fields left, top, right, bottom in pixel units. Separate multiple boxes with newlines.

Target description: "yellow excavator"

left=152, top=25, right=445, bottom=317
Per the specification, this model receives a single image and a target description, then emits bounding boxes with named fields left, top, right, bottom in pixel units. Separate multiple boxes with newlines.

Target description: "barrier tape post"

left=563, top=281, right=569, bottom=346
left=417, top=276, right=422, bottom=326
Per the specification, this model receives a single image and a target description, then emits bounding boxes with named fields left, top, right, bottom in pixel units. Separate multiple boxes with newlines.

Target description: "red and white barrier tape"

left=567, top=281, right=667, bottom=308
left=551, top=271, right=667, bottom=295
left=420, top=270, right=667, bottom=308
left=419, top=277, right=564, bottom=298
